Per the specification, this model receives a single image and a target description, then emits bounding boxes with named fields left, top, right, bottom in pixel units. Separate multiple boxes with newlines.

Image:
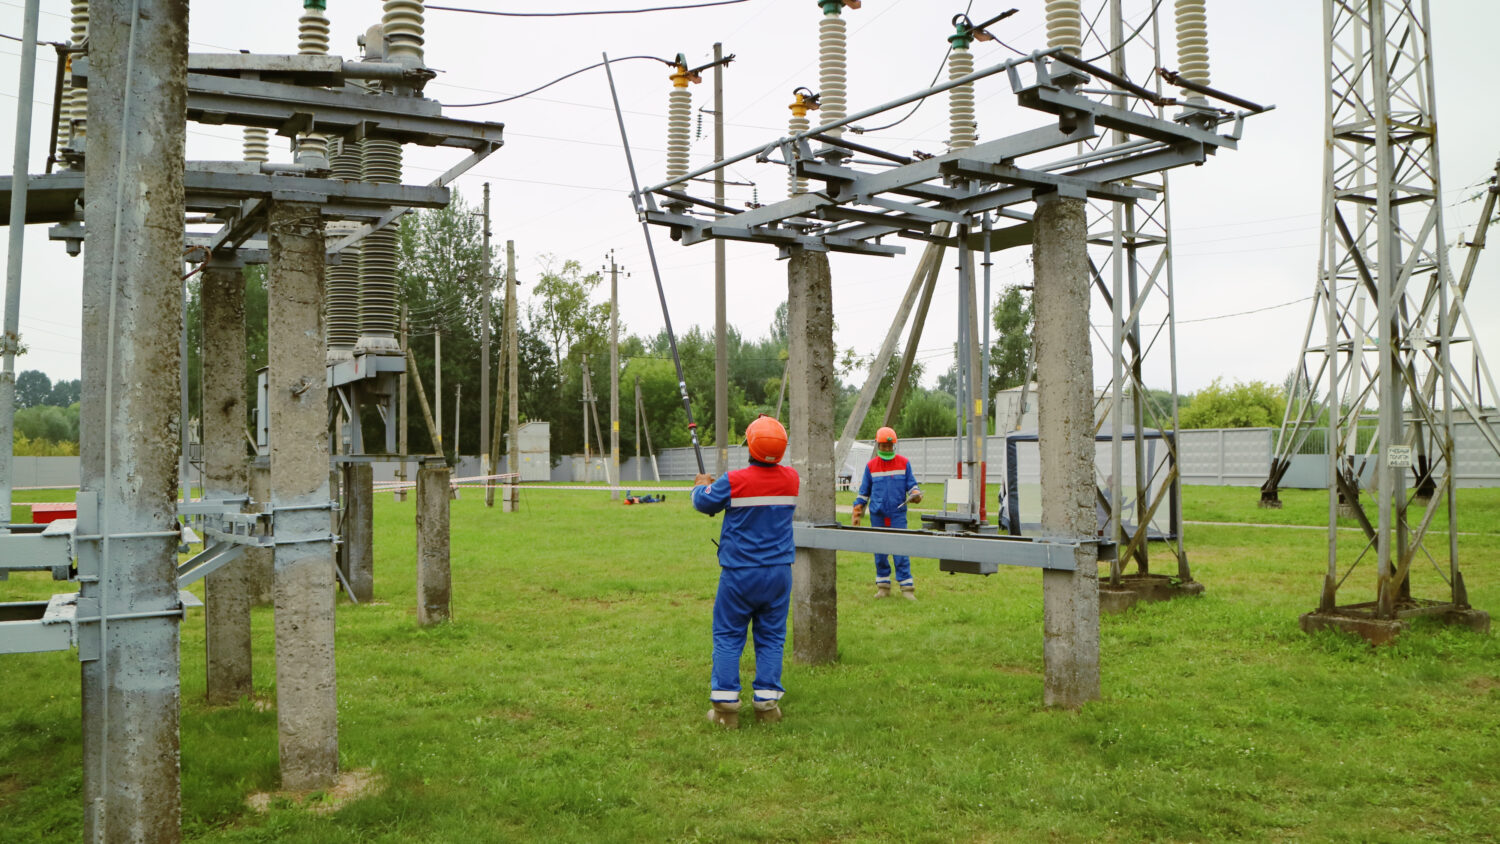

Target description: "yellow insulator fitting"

left=788, top=88, right=820, bottom=119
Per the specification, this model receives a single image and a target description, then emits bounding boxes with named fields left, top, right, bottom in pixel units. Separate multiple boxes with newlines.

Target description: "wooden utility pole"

left=487, top=304, right=506, bottom=507
left=505, top=240, right=519, bottom=511
left=713, top=41, right=729, bottom=477
left=634, top=374, right=643, bottom=482
left=453, top=382, right=462, bottom=460
left=608, top=251, right=622, bottom=499
left=479, top=182, right=492, bottom=491
left=581, top=353, right=592, bottom=470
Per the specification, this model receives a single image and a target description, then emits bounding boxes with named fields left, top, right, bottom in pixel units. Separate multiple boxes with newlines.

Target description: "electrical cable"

left=428, top=0, right=749, bottom=17
left=856, top=1, right=974, bottom=135
left=441, top=54, right=672, bottom=107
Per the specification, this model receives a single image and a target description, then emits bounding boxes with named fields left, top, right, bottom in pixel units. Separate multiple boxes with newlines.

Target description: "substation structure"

left=0, top=1, right=502, bottom=838
left=630, top=43, right=1263, bottom=705
left=1260, top=0, right=1492, bottom=643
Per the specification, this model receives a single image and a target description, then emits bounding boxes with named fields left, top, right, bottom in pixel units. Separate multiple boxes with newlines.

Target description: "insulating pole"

left=0, top=0, right=42, bottom=529
left=713, top=42, right=728, bottom=476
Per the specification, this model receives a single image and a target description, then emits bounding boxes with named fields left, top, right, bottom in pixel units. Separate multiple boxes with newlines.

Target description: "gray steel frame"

left=1265, top=0, right=1491, bottom=619
left=634, top=51, right=1253, bottom=259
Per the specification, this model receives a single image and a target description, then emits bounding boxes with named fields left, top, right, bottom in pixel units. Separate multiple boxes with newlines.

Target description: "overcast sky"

left=0, top=0, right=1496, bottom=400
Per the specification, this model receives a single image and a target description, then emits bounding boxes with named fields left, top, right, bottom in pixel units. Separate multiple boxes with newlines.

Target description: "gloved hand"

left=907, top=488, right=923, bottom=504
left=694, top=473, right=714, bottom=487
left=851, top=502, right=865, bottom=526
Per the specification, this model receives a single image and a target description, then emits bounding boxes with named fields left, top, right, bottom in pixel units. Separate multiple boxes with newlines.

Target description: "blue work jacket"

left=692, top=461, right=801, bottom=568
left=854, top=454, right=918, bottom=517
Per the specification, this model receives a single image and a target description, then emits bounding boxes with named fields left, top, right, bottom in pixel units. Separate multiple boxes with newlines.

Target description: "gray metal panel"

left=0, top=598, right=73, bottom=655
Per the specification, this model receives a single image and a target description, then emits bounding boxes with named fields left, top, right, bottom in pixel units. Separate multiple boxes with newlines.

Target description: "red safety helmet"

left=746, top=414, right=788, bottom=464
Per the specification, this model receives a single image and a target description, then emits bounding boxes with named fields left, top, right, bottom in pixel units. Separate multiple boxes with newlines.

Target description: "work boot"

left=706, top=700, right=740, bottom=729
left=901, top=584, right=917, bottom=601
left=753, top=699, right=783, bottom=724
left=875, top=583, right=891, bottom=599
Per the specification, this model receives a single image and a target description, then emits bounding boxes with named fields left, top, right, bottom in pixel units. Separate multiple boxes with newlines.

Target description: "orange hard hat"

left=875, top=427, right=898, bottom=447
left=746, top=414, right=788, bottom=464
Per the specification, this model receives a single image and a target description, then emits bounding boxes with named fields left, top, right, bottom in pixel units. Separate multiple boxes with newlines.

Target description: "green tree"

left=897, top=388, right=957, bottom=438
left=14, top=370, right=51, bottom=409
left=46, top=379, right=81, bottom=407
left=989, top=284, right=1033, bottom=393
left=1179, top=378, right=1287, bottom=429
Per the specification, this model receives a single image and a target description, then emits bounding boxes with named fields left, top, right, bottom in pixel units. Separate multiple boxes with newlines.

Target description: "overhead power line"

left=442, top=55, right=672, bottom=108
left=428, top=0, right=750, bottom=17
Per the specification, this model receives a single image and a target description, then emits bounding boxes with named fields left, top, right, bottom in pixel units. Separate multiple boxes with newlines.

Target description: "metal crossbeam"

left=793, top=522, right=1114, bottom=572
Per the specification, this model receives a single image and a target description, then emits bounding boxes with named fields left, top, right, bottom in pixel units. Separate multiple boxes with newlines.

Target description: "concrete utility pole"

left=505, top=240, right=520, bottom=511
left=1033, top=192, right=1101, bottom=709
left=453, top=382, right=462, bottom=460
left=581, top=353, right=592, bottom=469
left=479, top=182, right=492, bottom=488
left=77, top=2, right=189, bottom=838
left=609, top=251, right=622, bottom=499
left=267, top=200, right=339, bottom=790
left=342, top=462, right=374, bottom=602
left=416, top=460, right=452, bottom=625
left=635, top=375, right=643, bottom=482
left=788, top=249, right=837, bottom=665
left=202, top=255, right=254, bottom=704
left=713, top=41, right=729, bottom=477
left=434, top=328, right=443, bottom=452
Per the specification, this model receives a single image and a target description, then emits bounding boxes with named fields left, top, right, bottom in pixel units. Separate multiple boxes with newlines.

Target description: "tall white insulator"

left=383, top=0, right=425, bottom=67
left=297, top=1, right=330, bottom=165
left=66, top=1, right=88, bottom=150
left=358, top=138, right=403, bottom=353
left=1044, top=0, right=1082, bottom=57
left=1174, top=0, right=1211, bottom=100
left=242, top=127, right=270, bottom=162
left=665, top=68, right=693, bottom=190
left=817, top=5, right=848, bottom=139
left=326, top=138, right=363, bottom=360
left=947, top=45, right=976, bottom=150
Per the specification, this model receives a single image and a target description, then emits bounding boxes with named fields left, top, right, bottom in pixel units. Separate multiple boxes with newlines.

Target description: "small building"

left=509, top=421, right=551, bottom=482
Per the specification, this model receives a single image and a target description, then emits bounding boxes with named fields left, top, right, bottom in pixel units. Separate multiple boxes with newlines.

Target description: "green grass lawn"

left=2, top=484, right=1497, bottom=842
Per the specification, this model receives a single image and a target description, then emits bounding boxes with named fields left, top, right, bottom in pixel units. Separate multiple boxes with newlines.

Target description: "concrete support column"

left=341, top=462, right=374, bottom=602
left=267, top=200, right=339, bottom=791
left=1032, top=193, right=1101, bottom=709
left=248, top=461, right=274, bottom=605
left=77, top=1, right=189, bottom=838
left=416, top=462, right=452, bottom=625
left=202, top=258, right=253, bottom=705
left=787, top=248, right=837, bottom=665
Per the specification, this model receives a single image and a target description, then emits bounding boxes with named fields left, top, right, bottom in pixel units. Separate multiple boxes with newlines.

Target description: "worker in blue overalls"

left=851, top=426, right=923, bottom=600
left=692, top=415, right=800, bottom=729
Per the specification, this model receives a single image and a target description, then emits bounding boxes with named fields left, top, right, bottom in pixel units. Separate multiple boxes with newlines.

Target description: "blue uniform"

left=692, top=460, right=800, bottom=705
left=853, top=454, right=920, bottom=587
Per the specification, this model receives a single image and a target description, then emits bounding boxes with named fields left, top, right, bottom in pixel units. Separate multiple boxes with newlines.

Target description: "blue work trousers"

left=711, top=564, right=792, bottom=703
left=872, top=512, right=913, bottom=586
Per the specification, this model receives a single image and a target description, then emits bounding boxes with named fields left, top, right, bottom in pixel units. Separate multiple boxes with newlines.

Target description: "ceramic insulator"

left=66, top=1, right=88, bottom=147
left=1174, top=0, right=1211, bottom=93
left=948, top=46, right=976, bottom=150
left=326, top=139, right=364, bottom=358
left=242, top=127, right=270, bottom=163
left=296, top=4, right=331, bottom=163
left=1044, top=0, right=1082, bottom=57
left=666, top=87, right=692, bottom=189
left=382, top=0, right=426, bottom=67
left=788, top=113, right=810, bottom=196
left=358, top=139, right=403, bottom=351
left=817, top=13, right=848, bottom=138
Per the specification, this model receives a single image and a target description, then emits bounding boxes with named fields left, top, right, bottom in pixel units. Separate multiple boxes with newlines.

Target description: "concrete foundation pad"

left=1098, top=574, right=1204, bottom=615
left=1300, top=605, right=1491, bottom=645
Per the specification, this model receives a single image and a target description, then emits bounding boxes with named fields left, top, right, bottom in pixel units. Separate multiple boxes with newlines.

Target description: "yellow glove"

left=851, top=502, right=865, bottom=526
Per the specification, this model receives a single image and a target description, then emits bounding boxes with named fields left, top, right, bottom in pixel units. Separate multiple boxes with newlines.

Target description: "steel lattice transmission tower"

left=1077, top=0, right=1196, bottom=599
left=1264, top=0, right=1491, bottom=637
